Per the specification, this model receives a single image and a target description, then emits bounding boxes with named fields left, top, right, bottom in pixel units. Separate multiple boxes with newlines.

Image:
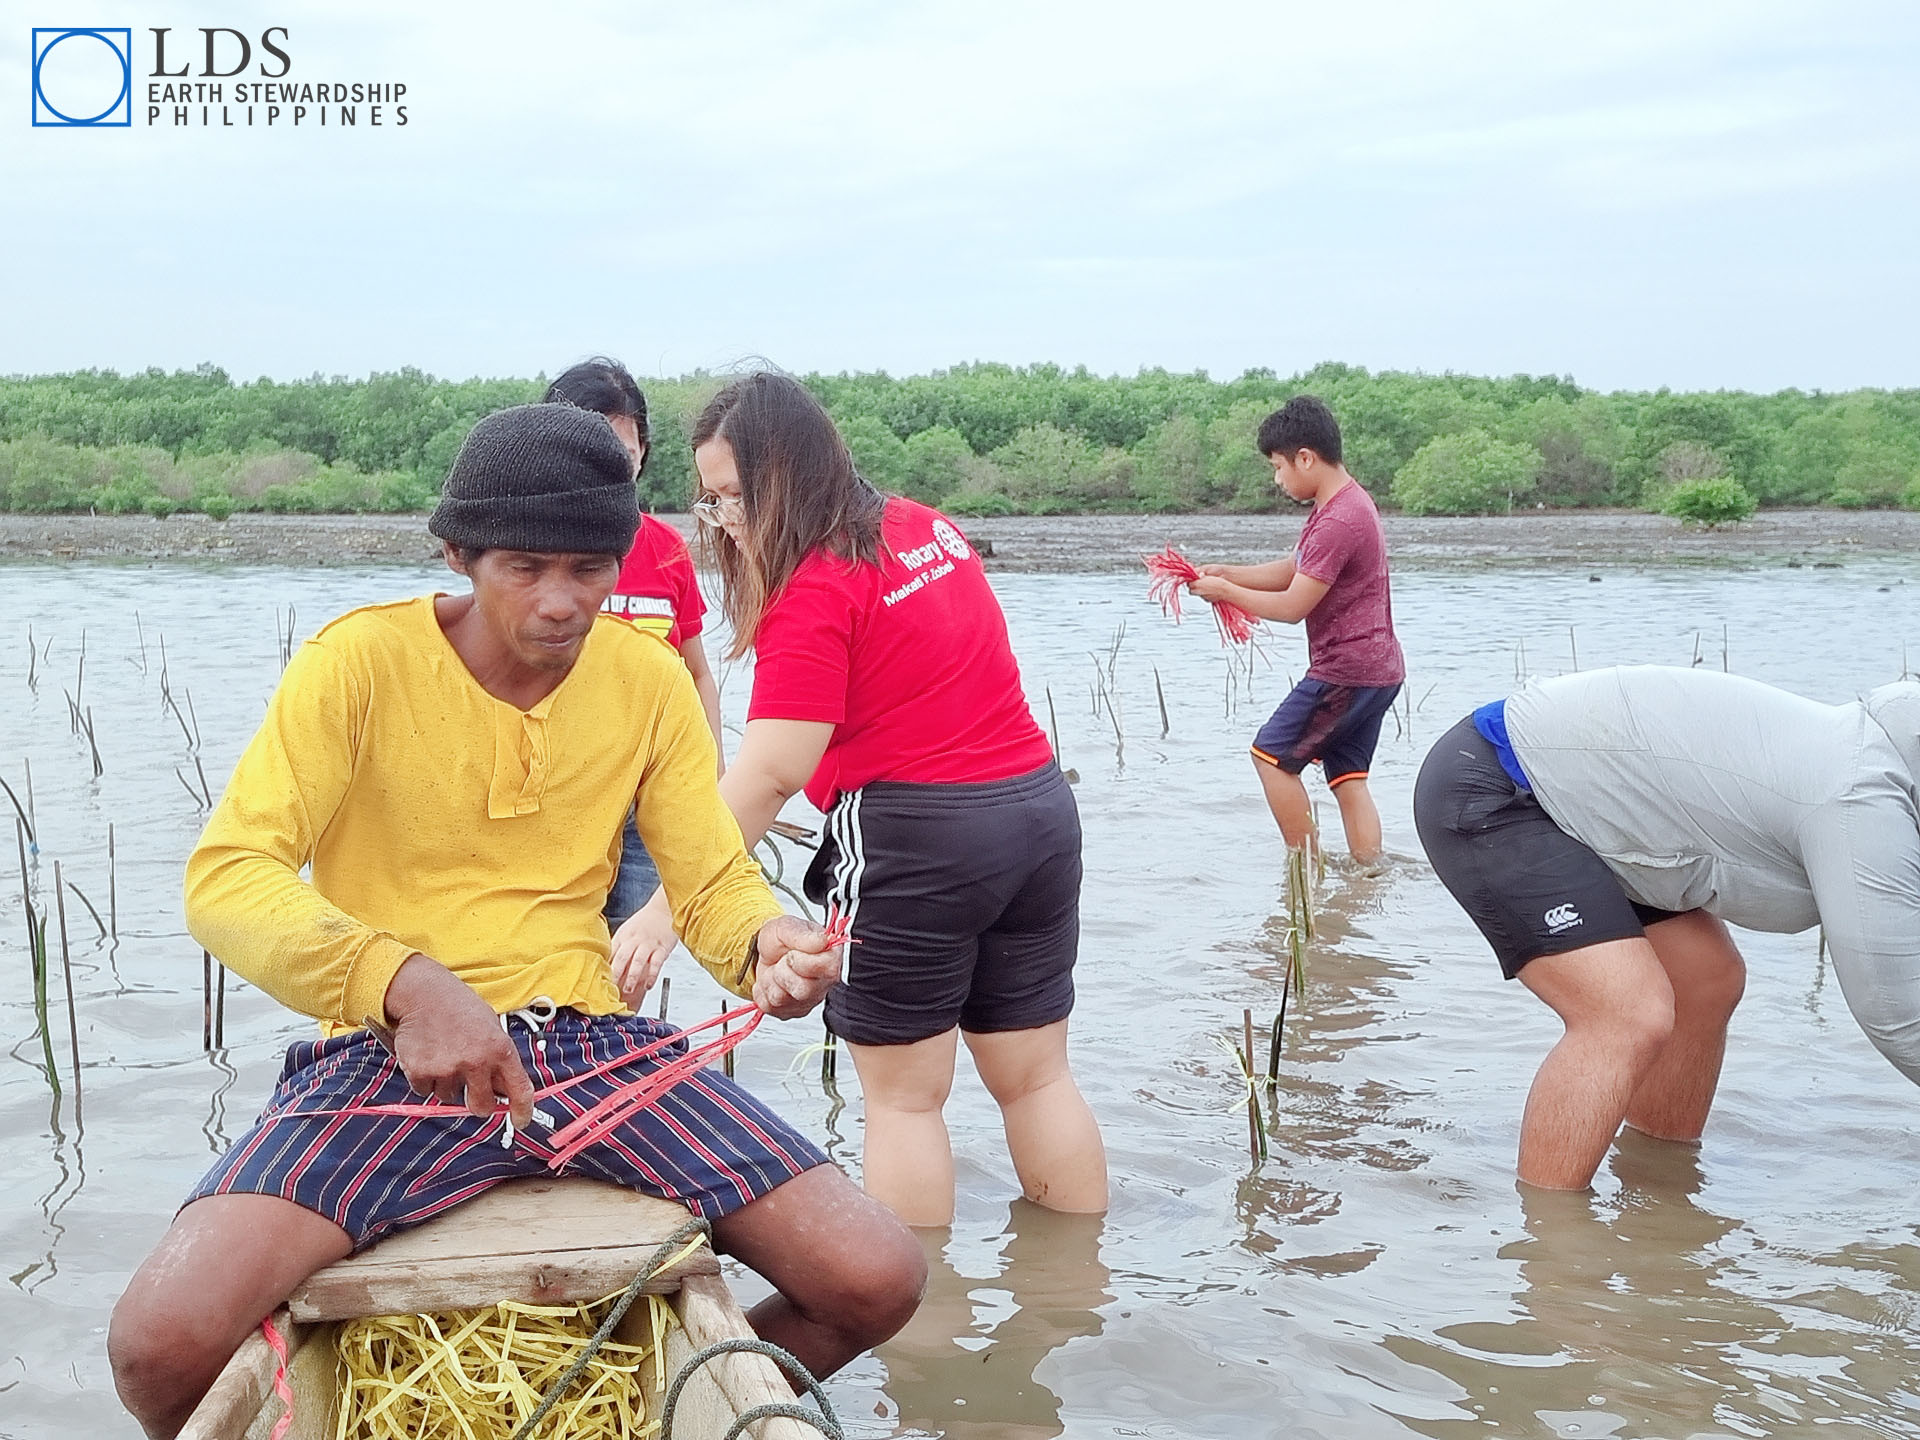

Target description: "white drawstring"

left=499, top=997, right=559, bottom=1147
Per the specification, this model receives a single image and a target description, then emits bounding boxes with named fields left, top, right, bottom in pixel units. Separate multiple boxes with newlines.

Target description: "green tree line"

left=3, top=361, right=1917, bottom=518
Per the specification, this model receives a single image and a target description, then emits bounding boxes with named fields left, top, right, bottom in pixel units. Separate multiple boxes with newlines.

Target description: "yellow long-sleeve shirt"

left=184, top=595, right=783, bottom=1035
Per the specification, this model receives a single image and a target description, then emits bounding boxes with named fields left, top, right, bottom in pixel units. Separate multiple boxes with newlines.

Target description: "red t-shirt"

left=748, top=498, right=1054, bottom=811
left=603, top=515, right=704, bottom=650
left=1293, top=479, right=1405, bottom=686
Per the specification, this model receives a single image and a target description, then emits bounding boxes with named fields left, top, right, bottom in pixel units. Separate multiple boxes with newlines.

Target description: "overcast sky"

left=5, top=0, right=1917, bottom=391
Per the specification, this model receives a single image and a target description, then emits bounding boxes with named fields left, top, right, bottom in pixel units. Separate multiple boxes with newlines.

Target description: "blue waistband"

left=1472, top=699, right=1532, bottom=791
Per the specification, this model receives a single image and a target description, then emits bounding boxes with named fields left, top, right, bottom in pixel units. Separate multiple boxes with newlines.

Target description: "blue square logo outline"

left=31, top=27, right=134, bottom=127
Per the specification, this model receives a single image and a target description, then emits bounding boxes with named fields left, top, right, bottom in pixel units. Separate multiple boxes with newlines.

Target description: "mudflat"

left=2, top=507, right=1915, bottom=569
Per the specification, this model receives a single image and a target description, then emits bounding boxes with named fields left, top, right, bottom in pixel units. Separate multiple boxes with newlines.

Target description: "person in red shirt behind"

left=544, top=359, right=725, bottom=926
left=611, top=371, right=1107, bottom=1228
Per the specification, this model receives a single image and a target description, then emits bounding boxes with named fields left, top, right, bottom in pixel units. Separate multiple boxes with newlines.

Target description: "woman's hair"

left=543, top=357, right=650, bottom=474
left=690, top=370, right=885, bottom=657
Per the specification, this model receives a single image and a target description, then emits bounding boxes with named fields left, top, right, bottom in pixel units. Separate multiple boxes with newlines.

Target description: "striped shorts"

left=185, top=1009, right=829, bottom=1250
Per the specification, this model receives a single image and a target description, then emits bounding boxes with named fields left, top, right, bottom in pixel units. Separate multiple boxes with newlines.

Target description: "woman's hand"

left=610, top=892, right=677, bottom=1005
left=1187, top=574, right=1233, bottom=604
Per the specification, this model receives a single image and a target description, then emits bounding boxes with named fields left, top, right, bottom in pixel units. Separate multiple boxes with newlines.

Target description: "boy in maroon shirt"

left=1189, top=396, right=1405, bottom=863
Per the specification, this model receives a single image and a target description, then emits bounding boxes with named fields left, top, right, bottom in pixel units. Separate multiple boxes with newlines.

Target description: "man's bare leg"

left=1329, top=775, right=1384, bottom=862
left=1516, top=940, right=1677, bottom=1190
left=713, top=1163, right=927, bottom=1379
left=1252, top=754, right=1315, bottom=850
left=110, top=1194, right=354, bottom=1439
left=1627, top=911, right=1745, bottom=1141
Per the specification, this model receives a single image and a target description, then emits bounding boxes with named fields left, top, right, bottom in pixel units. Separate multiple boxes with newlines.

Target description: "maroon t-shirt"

left=1293, top=480, right=1405, bottom=686
left=748, top=498, right=1055, bottom=811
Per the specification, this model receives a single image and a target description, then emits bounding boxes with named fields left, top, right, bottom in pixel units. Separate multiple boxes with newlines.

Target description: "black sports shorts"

left=1251, top=676, right=1402, bottom=784
left=804, top=762, right=1081, bottom=1046
left=1413, top=715, right=1681, bottom=979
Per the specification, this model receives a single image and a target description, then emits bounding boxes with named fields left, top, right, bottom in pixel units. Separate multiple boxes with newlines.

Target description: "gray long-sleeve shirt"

left=1505, top=666, right=1920, bottom=1085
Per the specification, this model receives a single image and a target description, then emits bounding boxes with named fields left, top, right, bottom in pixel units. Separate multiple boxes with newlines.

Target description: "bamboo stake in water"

left=108, top=823, right=117, bottom=940
left=54, top=862, right=80, bottom=1096
left=655, top=975, right=671, bottom=1021
left=214, top=960, right=227, bottom=1049
left=202, top=949, right=213, bottom=1052
left=821, top=1015, right=838, bottom=1083
left=1242, top=1008, right=1265, bottom=1163
left=1153, top=665, right=1170, bottom=738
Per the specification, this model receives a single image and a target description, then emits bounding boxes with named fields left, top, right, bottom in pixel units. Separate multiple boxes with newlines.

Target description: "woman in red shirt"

left=544, top=359, right=723, bottom=925
left=612, top=372, right=1106, bottom=1227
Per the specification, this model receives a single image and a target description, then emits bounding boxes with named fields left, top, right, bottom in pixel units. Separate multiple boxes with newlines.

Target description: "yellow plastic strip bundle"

left=334, top=1288, right=680, bottom=1440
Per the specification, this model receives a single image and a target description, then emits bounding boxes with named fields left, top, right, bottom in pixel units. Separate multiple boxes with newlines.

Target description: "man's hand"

left=381, top=954, right=534, bottom=1126
left=750, top=914, right=844, bottom=1019
left=1187, top=574, right=1234, bottom=604
left=610, top=891, right=677, bottom=1005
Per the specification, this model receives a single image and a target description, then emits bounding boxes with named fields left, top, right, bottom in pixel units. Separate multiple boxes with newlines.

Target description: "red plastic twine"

left=258, top=1314, right=296, bottom=1440
left=269, top=919, right=857, bottom=1170
left=1143, top=545, right=1259, bottom=646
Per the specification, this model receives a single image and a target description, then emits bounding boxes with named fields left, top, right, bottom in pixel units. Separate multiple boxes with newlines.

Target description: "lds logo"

left=31, top=27, right=133, bottom=127
left=1543, top=904, right=1583, bottom=934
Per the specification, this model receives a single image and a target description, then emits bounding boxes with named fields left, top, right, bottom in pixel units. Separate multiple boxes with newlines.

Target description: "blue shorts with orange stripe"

left=1251, top=676, right=1403, bottom=786
left=184, top=1009, right=829, bottom=1250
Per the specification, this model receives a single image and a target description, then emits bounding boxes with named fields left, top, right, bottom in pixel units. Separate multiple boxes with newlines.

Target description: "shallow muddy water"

left=1, top=551, right=1917, bottom=1439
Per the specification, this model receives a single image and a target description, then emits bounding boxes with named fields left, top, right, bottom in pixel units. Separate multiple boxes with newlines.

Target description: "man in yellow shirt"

left=107, top=404, right=925, bottom=1438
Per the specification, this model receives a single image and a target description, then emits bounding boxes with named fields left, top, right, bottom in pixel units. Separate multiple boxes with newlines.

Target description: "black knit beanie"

left=428, top=404, right=639, bottom=556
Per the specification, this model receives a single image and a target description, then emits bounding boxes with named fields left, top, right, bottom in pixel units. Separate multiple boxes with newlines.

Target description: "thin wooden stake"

left=719, top=1002, right=734, bottom=1077
left=203, top=949, right=213, bottom=1051
left=1046, top=686, right=1063, bottom=767
left=821, top=1015, right=838, bottom=1083
left=1267, top=972, right=1289, bottom=1085
left=108, top=823, right=117, bottom=939
left=214, top=961, right=227, bottom=1049
left=1153, top=666, right=1170, bottom=738
left=54, top=862, right=80, bottom=1096
left=1243, top=1008, right=1265, bottom=1163
left=655, top=975, right=671, bottom=1022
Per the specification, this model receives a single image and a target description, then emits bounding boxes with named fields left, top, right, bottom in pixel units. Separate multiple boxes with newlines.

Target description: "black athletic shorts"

left=1252, top=677, right=1403, bottom=784
left=1413, top=716, right=1681, bottom=979
left=803, top=761, right=1081, bottom=1046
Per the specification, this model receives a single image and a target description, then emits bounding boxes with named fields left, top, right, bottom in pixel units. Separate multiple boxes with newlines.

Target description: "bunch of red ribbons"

left=1143, top=545, right=1259, bottom=646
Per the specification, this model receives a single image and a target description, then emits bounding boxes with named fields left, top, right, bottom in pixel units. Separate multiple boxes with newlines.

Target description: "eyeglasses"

left=691, top=493, right=744, bottom=528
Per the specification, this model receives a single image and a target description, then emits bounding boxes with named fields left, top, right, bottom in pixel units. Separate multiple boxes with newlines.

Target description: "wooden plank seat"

left=179, top=1177, right=821, bottom=1440
left=288, top=1175, right=719, bottom=1320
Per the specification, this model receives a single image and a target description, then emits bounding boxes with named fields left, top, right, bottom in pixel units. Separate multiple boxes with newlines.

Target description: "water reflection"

left=879, top=1202, right=1111, bottom=1438
left=1390, top=1131, right=1918, bottom=1438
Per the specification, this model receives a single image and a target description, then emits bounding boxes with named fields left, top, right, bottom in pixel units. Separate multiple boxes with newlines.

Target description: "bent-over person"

left=108, top=404, right=924, bottom=1438
left=1416, top=665, right=1920, bottom=1190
